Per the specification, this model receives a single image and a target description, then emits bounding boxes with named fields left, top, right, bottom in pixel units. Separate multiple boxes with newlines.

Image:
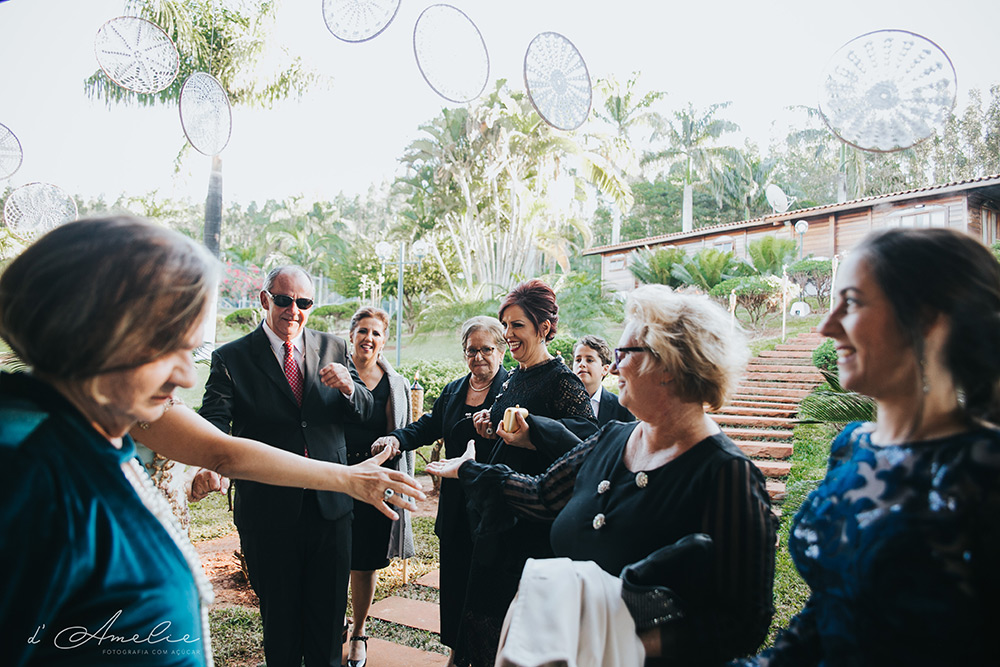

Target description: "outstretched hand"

left=346, top=446, right=426, bottom=520
left=425, top=440, right=476, bottom=479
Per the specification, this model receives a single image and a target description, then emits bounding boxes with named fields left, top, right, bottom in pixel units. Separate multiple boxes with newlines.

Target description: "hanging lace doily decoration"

left=413, top=4, right=490, bottom=104
left=818, top=29, right=956, bottom=153
left=524, top=32, right=592, bottom=131
left=3, top=182, right=78, bottom=242
left=94, top=16, right=180, bottom=94
left=323, top=0, right=401, bottom=42
left=0, top=123, right=23, bottom=180
left=179, top=72, right=232, bottom=156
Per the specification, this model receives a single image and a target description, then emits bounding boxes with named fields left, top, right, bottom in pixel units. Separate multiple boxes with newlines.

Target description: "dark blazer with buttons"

left=597, top=388, right=635, bottom=426
left=199, top=324, right=373, bottom=529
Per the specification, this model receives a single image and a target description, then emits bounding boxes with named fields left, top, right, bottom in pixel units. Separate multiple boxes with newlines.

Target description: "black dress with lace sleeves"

left=486, top=357, right=596, bottom=474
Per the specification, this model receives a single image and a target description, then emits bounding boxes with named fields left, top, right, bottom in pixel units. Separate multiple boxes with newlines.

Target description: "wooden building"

left=584, top=174, right=1000, bottom=294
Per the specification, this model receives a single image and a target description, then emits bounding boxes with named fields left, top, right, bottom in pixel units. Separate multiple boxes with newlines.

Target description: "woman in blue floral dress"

left=733, top=227, right=1000, bottom=666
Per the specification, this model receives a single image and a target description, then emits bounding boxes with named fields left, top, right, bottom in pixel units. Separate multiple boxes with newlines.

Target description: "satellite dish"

left=765, top=184, right=793, bottom=214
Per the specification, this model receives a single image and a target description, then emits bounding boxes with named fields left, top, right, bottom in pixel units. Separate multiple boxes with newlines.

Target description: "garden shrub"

left=547, top=334, right=577, bottom=363
left=787, top=258, right=833, bottom=305
left=710, top=276, right=784, bottom=326
left=812, top=338, right=838, bottom=374
left=397, top=359, right=469, bottom=413
left=224, top=308, right=259, bottom=328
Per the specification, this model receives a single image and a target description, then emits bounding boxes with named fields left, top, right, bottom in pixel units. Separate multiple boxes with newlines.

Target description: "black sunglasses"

left=265, top=291, right=314, bottom=310
left=613, top=346, right=652, bottom=365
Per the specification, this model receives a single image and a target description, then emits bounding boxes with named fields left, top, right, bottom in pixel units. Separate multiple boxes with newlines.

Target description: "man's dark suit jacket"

left=199, top=325, right=373, bottom=529
left=597, top=388, right=635, bottom=426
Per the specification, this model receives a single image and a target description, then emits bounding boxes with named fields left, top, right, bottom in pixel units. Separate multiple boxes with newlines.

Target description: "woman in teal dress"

left=731, top=227, right=1000, bottom=665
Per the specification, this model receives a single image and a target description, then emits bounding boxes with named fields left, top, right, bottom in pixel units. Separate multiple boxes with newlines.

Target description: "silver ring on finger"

left=383, top=488, right=395, bottom=501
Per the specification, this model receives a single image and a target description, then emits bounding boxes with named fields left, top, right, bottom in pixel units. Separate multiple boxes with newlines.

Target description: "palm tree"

left=590, top=73, right=666, bottom=242
left=709, top=148, right=776, bottom=221
left=396, top=82, right=632, bottom=297
left=84, top=0, right=319, bottom=257
left=644, top=102, right=739, bottom=232
left=628, top=246, right=687, bottom=288
left=673, top=247, right=744, bottom=291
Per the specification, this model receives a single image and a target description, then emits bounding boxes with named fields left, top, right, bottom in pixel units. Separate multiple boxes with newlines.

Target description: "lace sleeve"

left=551, top=370, right=595, bottom=422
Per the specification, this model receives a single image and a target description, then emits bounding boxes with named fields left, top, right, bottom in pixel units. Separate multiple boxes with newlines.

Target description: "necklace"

left=469, top=376, right=491, bottom=392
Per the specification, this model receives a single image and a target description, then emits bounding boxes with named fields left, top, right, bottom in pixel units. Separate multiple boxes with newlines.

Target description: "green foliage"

left=224, top=308, right=259, bottom=328
left=416, top=295, right=500, bottom=335
left=550, top=271, right=624, bottom=338
left=209, top=606, right=264, bottom=664
left=710, top=276, right=781, bottom=326
left=629, top=246, right=688, bottom=288
left=311, top=301, right=359, bottom=333
left=991, top=241, right=1000, bottom=263
left=747, top=235, right=798, bottom=276
left=0, top=340, right=27, bottom=373
left=798, top=371, right=877, bottom=425
left=811, top=338, right=838, bottom=374
left=788, top=258, right=834, bottom=304
left=673, top=247, right=744, bottom=291
left=547, top=334, right=577, bottom=363
left=188, top=490, right=236, bottom=542
left=85, top=1, right=319, bottom=110
left=396, top=359, right=469, bottom=413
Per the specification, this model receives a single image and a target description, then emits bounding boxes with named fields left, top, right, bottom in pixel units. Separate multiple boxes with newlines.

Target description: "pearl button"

left=592, top=513, right=606, bottom=530
left=635, top=472, right=648, bottom=488
left=597, top=480, right=610, bottom=494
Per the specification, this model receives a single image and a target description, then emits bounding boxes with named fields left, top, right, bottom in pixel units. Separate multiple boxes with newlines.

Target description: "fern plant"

left=798, top=370, right=876, bottom=425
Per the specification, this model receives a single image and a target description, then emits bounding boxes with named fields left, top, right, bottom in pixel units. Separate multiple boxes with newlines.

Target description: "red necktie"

left=283, top=341, right=303, bottom=406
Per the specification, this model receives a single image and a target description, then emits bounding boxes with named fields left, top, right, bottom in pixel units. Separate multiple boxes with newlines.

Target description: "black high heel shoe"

left=346, top=635, right=368, bottom=667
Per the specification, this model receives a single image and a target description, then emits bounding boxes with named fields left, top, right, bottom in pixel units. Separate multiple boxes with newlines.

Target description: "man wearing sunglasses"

left=200, top=265, right=374, bottom=667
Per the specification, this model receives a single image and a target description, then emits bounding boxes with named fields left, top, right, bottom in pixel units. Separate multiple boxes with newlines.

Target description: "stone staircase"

left=711, top=329, right=826, bottom=503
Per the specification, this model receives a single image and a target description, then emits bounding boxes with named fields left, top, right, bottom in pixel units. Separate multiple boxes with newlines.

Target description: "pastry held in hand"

left=503, top=406, right=528, bottom=433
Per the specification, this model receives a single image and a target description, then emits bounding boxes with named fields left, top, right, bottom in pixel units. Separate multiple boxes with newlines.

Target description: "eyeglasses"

left=613, top=346, right=652, bottom=365
left=465, top=346, right=497, bottom=359
left=265, top=291, right=314, bottom=310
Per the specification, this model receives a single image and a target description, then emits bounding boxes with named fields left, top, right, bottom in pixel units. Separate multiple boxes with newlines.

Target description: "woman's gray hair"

left=624, top=285, right=748, bottom=410
left=460, top=315, right=505, bottom=351
left=0, top=216, right=218, bottom=380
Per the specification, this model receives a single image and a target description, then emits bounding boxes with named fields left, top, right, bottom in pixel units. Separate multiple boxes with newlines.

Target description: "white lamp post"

left=794, top=220, right=809, bottom=260
left=376, top=239, right=429, bottom=367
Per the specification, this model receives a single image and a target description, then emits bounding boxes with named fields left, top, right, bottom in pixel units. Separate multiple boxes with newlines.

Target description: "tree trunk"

left=204, top=155, right=223, bottom=258
left=682, top=183, right=693, bottom=232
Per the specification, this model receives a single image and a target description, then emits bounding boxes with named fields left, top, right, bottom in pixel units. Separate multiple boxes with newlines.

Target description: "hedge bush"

left=812, top=338, right=838, bottom=374
left=224, top=308, right=259, bottom=328
left=396, top=359, right=470, bottom=413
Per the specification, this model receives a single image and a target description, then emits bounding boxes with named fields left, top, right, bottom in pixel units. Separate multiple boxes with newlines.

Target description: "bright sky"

left=1, top=0, right=998, bottom=206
